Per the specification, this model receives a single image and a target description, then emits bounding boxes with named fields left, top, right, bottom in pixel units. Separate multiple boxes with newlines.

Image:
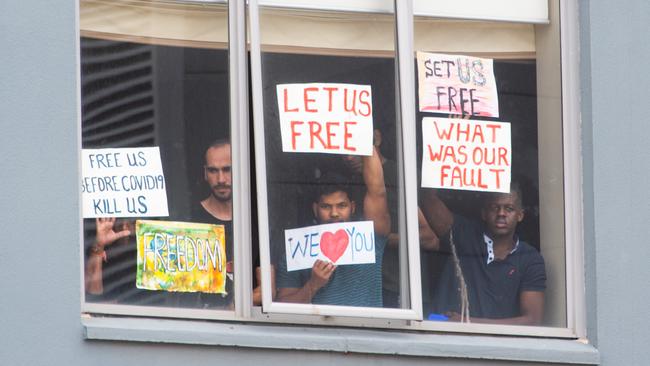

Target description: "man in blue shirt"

left=421, top=184, right=546, bottom=325
left=276, top=147, right=391, bottom=307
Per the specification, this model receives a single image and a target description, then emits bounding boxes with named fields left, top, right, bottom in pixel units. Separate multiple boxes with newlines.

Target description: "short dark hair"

left=204, top=138, right=231, bottom=164
left=207, top=138, right=230, bottom=151
left=313, top=171, right=352, bottom=203
left=482, top=181, right=523, bottom=209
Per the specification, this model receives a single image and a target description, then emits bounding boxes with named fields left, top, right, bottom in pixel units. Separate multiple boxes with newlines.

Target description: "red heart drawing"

left=320, top=229, right=349, bottom=263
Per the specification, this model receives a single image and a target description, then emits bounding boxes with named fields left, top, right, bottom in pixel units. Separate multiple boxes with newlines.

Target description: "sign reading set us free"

left=421, top=117, right=511, bottom=193
left=81, top=147, right=169, bottom=218
left=284, top=221, right=376, bottom=272
left=417, top=51, right=499, bottom=117
left=276, top=83, right=374, bottom=156
left=136, top=220, right=227, bottom=294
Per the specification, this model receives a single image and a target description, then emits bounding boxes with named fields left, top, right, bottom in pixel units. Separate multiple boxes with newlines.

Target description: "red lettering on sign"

left=304, top=87, right=318, bottom=113
left=290, top=121, right=303, bottom=150
left=358, top=89, right=372, bottom=117
left=440, top=165, right=488, bottom=189
left=283, top=88, right=298, bottom=112
left=343, top=121, right=356, bottom=152
left=308, top=121, right=326, bottom=149
left=323, top=86, right=338, bottom=112
left=325, top=121, right=340, bottom=150
left=485, top=123, right=501, bottom=143
left=343, top=88, right=358, bottom=116
left=490, top=168, right=505, bottom=189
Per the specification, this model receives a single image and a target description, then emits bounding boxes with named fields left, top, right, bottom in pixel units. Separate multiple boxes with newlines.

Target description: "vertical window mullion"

left=247, top=0, right=275, bottom=311
left=230, top=0, right=253, bottom=318
left=394, top=0, right=422, bottom=319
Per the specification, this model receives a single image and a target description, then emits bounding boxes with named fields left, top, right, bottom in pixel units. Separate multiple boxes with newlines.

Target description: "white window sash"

left=258, top=0, right=549, bottom=24
left=250, top=0, right=423, bottom=320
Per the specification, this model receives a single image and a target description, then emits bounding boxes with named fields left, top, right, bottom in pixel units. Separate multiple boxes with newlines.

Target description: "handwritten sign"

left=136, top=220, right=227, bottom=294
left=417, top=51, right=499, bottom=117
left=421, top=117, right=511, bottom=193
left=276, top=83, right=374, bottom=156
left=81, top=147, right=169, bottom=218
left=284, top=221, right=375, bottom=272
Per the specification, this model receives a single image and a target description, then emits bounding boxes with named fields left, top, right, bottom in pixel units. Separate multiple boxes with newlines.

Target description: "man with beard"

left=275, top=147, right=391, bottom=307
left=420, top=183, right=546, bottom=325
left=189, top=139, right=269, bottom=307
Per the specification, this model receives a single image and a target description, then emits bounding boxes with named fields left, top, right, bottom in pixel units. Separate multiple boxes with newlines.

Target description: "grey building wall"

left=0, top=1, right=648, bottom=365
left=580, top=0, right=650, bottom=365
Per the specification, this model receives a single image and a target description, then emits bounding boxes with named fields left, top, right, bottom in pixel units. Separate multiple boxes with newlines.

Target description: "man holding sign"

left=276, top=147, right=390, bottom=307
left=420, top=182, right=546, bottom=325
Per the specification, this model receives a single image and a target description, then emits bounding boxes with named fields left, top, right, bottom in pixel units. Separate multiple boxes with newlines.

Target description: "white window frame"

left=249, top=0, right=423, bottom=321
left=79, top=0, right=587, bottom=341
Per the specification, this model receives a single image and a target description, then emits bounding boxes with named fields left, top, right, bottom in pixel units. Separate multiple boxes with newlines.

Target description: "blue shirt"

left=277, top=234, right=388, bottom=307
left=431, top=215, right=546, bottom=318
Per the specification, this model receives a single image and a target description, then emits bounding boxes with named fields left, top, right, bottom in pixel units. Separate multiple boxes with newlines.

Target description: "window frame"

left=78, top=0, right=587, bottom=340
left=249, top=0, right=424, bottom=321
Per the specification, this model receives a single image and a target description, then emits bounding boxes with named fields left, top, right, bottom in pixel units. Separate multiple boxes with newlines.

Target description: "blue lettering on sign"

left=344, top=225, right=375, bottom=262
left=367, top=232, right=375, bottom=251
left=345, top=226, right=356, bottom=260
left=309, top=232, right=319, bottom=257
left=289, top=235, right=307, bottom=259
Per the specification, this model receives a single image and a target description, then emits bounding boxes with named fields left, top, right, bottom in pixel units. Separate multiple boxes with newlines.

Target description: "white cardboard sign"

left=421, top=117, right=511, bottom=193
left=417, top=51, right=499, bottom=117
left=284, top=221, right=375, bottom=272
left=276, top=83, right=374, bottom=156
left=81, top=147, right=169, bottom=218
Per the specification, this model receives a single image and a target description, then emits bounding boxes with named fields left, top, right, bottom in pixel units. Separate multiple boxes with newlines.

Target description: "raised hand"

left=94, top=217, right=131, bottom=249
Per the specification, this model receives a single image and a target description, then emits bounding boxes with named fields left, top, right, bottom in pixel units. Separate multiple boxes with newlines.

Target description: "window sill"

left=82, top=315, right=599, bottom=364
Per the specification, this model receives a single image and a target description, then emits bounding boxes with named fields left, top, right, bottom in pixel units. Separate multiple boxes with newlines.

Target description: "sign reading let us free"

left=284, top=221, right=375, bottom=272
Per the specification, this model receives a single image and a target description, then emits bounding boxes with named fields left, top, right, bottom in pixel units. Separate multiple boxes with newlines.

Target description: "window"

left=80, top=0, right=238, bottom=318
left=80, top=0, right=582, bottom=338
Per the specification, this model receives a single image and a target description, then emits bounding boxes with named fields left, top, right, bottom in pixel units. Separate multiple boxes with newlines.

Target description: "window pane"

left=256, top=5, right=411, bottom=310
left=80, top=0, right=236, bottom=310
left=414, top=19, right=566, bottom=326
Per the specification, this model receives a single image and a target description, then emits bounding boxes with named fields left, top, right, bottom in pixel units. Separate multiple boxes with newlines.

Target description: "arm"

left=447, top=291, right=544, bottom=325
left=276, top=260, right=335, bottom=303
left=417, top=207, right=440, bottom=251
left=387, top=208, right=439, bottom=251
left=84, top=218, right=131, bottom=294
left=420, top=189, right=454, bottom=240
left=252, top=265, right=276, bottom=305
left=362, top=147, right=390, bottom=236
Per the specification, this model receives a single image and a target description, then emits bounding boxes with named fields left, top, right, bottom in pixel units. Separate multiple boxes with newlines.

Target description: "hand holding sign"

left=285, top=221, right=375, bottom=271
left=309, top=259, right=337, bottom=291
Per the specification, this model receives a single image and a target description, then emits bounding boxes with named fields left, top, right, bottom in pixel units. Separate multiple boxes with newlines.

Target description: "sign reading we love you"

left=284, top=221, right=375, bottom=272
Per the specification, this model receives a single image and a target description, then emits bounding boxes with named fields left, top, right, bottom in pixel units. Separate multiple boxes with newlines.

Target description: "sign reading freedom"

left=284, top=221, right=375, bottom=272
left=421, top=117, right=511, bottom=193
left=417, top=51, right=499, bottom=117
left=136, top=220, right=227, bottom=294
left=276, top=83, right=374, bottom=156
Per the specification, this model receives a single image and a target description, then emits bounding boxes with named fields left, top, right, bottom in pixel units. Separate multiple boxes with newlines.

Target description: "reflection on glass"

left=257, top=6, right=409, bottom=308
left=80, top=0, right=241, bottom=309
left=413, top=19, right=563, bottom=326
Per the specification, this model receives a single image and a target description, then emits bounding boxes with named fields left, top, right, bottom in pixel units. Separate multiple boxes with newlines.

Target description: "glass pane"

left=80, top=0, right=236, bottom=310
left=257, top=5, right=409, bottom=309
left=414, top=19, right=566, bottom=326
